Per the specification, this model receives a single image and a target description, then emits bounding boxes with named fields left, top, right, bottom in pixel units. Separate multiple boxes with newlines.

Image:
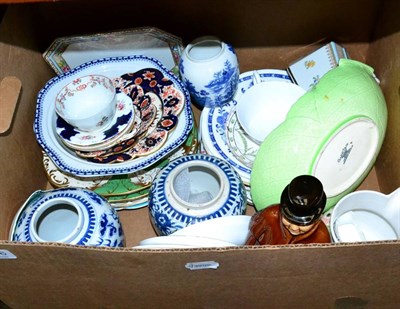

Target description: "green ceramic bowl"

left=250, top=59, right=388, bottom=212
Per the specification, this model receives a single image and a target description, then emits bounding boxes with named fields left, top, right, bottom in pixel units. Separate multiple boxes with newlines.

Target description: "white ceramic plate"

left=43, top=27, right=183, bottom=75
left=225, top=108, right=259, bottom=167
left=200, top=69, right=292, bottom=183
left=34, top=55, right=193, bottom=177
left=171, top=215, right=251, bottom=245
left=138, top=235, right=237, bottom=248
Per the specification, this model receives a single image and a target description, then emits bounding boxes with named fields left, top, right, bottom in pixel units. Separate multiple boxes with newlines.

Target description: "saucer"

left=225, top=108, right=259, bottom=167
left=138, top=235, right=237, bottom=248
left=42, top=123, right=200, bottom=209
left=86, top=126, right=171, bottom=164
left=84, top=69, right=185, bottom=164
left=171, top=215, right=251, bottom=245
left=56, top=92, right=134, bottom=150
left=200, top=69, right=292, bottom=184
left=74, top=93, right=159, bottom=159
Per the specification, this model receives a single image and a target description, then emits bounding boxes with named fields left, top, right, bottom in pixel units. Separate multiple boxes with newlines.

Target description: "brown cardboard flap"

left=0, top=241, right=399, bottom=308
left=0, top=76, right=21, bottom=134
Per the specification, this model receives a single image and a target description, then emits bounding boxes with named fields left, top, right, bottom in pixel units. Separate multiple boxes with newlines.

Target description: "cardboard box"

left=0, top=1, right=399, bottom=307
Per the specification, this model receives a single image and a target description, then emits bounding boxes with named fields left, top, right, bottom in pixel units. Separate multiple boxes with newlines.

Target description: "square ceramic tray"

left=43, top=27, right=184, bottom=75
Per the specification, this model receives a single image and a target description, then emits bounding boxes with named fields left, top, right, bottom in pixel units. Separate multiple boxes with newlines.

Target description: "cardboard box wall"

left=0, top=0, right=399, bottom=307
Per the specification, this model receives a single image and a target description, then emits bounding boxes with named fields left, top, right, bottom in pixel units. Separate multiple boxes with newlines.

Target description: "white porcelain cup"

left=330, top=188, right=400, bottom=242
left=235, top=80, right=305, bottom=144
left=55, top=74, right=117, bottom=132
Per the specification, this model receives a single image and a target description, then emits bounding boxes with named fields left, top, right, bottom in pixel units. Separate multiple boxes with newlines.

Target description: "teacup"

left=235, top=79, right=305, bottom=144
left=55, top=74, right=117, bottom=132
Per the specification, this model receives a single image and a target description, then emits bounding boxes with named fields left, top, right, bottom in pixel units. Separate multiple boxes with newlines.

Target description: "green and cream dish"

left=251, top=59, right=388, bottom=212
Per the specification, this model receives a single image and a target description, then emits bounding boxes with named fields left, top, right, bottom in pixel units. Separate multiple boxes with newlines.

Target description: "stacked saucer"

left=43, top=124, right=199, bottom=210
left=35, top=55, right=194, bottom=209
left=199, top=69, right=296, bottom=204
left=54, top=67, right=186, bottom=165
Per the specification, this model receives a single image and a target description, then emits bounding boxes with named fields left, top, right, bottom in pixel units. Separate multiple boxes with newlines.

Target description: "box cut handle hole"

left=0, top=76, right=22, bottom=134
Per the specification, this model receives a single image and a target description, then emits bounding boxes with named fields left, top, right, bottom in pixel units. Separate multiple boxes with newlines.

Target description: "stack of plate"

left=199, top=69, right=293, bottom=204
left=35, top=55, right=194, bottom=209
left=134, top=215, right=251, bottom=249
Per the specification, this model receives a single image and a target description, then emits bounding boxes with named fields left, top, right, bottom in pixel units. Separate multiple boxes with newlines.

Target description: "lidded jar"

left=179, top=36, right=239, bottom=108
left=10, top=188, right=124, bottom=247
left=148, top=154, right=247, bottom=235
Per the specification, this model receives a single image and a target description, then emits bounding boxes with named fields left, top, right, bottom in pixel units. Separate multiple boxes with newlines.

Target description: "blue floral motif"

left=16, top=212, right=26, bottom=228
left=215, top=108, right=229, bottom=143
left=148, top=154, right=247, bottom=235
left=179, top=61, right=185, bottom=75
left=85, top=190, right=104, bottom=205
left=12, top=188, right=124, bottom=248
left=99, top=213, right=109, bottom=236
left=206, top=60, right=238, bottom=104
left=13, top=233, right=21, bottom=241
left=227, top=43, right=236, bottom=54
left=96, top=211, right=123, bottom=246
left=181, top=59, right=238, bottom=108
left=153, top=213, right=172, bottom=235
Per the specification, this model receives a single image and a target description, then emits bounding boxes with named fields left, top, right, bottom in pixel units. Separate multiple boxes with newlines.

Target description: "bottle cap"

left=280, top=175, right=326, bottom=226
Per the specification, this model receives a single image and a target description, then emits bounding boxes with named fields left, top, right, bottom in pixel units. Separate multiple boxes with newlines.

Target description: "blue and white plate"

left=34, top=55, right=193, bottom=177
left=200, top=69, right=292, bottom=185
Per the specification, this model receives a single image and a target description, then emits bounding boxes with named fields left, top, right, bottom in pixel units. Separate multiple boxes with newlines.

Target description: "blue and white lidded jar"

left=148, top=153, right=248, bottom=235
left=9, top=188, right=124, bottom=247
left=179, top=36, right=240, bottom=108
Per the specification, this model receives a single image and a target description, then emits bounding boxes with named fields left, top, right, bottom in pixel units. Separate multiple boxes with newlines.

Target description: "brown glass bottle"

left=246, top=175, right=331, bottom=245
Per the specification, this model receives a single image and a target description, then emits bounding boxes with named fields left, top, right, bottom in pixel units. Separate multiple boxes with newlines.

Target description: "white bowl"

left=55, top=74, right=117, bottom=132
left=171, top=215, right=251, bottom=245
left=330, top=188, right=400, bottom=242
left=235, top=80, right=305, bottom=143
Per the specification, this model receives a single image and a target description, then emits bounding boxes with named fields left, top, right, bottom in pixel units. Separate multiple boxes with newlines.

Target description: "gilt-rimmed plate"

left=74, top=93, right=159, bottom=158
left=42, top=123, right=199, bottom=210
left=225, top=107, right=259, bottom=168
left=43, top=26, right=183, bottom=75
left=34, top=55, right=193, bottom=177
left=79, top=68, right=184, bottom=164
left=200, top=69, right=292, bottom=183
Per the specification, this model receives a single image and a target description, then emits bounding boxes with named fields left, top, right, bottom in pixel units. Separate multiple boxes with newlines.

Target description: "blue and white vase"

left=10, top=188, right=124, bottom=247
left=148, top=153, right=248, bottom=235
left=179, top=36, right=240, bottom=108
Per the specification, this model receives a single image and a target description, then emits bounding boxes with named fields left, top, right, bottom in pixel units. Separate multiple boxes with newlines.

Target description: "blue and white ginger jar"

left=148, top=153, right=247, bottom=235
left=179, top=36, right=239, bottom=108
left=10, top=188, right=124, bottom=247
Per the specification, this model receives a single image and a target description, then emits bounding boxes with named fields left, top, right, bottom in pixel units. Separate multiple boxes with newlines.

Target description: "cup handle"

left=384, top=187, right=400, bottom=235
